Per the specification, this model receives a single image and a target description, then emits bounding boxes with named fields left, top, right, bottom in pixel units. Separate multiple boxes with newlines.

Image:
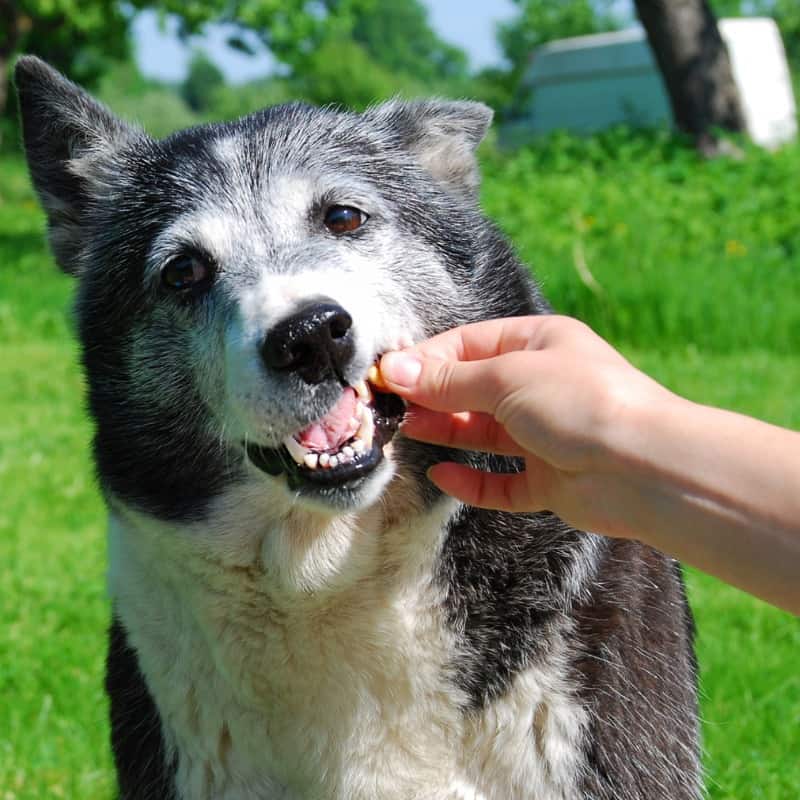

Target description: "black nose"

left=261, top=301, right=354, bottom=385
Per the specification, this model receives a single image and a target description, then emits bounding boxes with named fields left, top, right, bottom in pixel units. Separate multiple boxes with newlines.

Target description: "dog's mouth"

left=245, top=372, right=405, bottom=491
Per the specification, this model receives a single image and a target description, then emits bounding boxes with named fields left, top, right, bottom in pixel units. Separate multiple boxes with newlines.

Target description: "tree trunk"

left=633, top=0, right=746, bottom=155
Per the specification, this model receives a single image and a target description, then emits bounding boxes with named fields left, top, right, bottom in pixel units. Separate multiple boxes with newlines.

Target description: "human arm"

left=379, top=315, right=800, bottom=615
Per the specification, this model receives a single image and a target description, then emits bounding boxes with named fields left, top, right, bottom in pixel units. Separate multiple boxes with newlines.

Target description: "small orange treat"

left=367, top=363, right=389, bottom=391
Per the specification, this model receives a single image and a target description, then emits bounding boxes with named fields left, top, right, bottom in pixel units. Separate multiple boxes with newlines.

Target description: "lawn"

left=1, top=133, right=798, bottom=800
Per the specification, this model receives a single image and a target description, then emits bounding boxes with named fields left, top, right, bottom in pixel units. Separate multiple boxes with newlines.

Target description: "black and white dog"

left=17, top=56, right=700, bottom=799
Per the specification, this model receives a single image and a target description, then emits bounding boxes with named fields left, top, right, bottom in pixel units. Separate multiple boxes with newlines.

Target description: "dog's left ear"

left=15, top=55, right=144, bottom=275
left=367, top=99, right=493, bottom=197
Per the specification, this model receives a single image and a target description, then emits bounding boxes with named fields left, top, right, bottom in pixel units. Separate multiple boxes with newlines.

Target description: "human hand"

left=380, top=315, right=800, bottom=612
left=379, top=315, right=674, bottom=532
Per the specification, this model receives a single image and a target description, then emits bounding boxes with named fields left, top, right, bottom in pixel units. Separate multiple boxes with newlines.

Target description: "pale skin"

left=379, top=315, right=800, bottom=616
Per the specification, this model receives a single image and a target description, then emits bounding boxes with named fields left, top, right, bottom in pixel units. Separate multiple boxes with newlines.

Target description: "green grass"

left=481, top=129, right=800, bottom=354
left=630, top=348, right=800, bottom=799
left=1, top=133, right=799, bottom=800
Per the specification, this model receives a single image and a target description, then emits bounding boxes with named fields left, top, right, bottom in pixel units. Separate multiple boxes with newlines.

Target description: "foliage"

left=0, top=0, right=221, bottom=120
left=1, top=0, right=130, bottom=96
left=221, top=0, right=469, bottom=107
left=207, top=77, right=297, bottom=122
left=181, top=50, right=226, bottom=112
left=2, top=0, right=469, bottom=136
left=481, top=128, right=800, bottom=353
left=291, top=37, right=422, bottom=109
left=349, top=0, right=468, bottom=84
left=93, top=61, right=200, bottom=139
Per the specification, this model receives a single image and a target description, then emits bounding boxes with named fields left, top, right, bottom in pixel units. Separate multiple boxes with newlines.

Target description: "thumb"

left=379, top=350, right=509, bottom=415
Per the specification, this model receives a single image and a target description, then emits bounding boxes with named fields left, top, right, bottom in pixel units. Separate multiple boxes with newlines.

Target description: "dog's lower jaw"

left=245, top=442, right=395, bottom=517
left=107, top=494, right=589, bottom=800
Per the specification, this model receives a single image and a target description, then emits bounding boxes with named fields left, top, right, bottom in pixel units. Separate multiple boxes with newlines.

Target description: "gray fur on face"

left=15, top=56, right=513, bottom=514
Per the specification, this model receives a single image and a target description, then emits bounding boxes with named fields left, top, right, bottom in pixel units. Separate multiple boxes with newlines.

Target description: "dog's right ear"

left=14, top=56, right=144, bottom=275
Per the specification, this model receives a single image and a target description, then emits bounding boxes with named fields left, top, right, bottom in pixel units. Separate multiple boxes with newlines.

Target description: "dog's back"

left=17, top=56, right=700, bottom=799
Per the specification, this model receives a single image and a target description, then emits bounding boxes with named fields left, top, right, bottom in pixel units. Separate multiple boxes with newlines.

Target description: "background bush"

left=481, top=128, right=800, bottom=353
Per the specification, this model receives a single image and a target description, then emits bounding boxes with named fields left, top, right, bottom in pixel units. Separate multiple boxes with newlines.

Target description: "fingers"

left=379, top=315, right=603, bottom=415
left=400, top=316, right=543, bottom=364
left=401, top=407, right=526, bottom=457
left=427, top=463, right=536, bottom=512
left=381, top=349, right=528, bottom=415
left=396, top=314, right=594, bottom=364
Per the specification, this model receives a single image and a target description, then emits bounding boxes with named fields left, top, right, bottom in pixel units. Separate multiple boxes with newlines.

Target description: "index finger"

left=406, top=314, right=566, bottom=363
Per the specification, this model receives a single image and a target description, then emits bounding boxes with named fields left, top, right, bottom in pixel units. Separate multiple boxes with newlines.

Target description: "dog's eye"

left=324, top=205, right=368, bottom=234
left=161, top=254, right=212, bottom=292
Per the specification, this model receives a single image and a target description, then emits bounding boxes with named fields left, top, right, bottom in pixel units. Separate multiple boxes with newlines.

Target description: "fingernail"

left=381, top=352, right=422, bottom=388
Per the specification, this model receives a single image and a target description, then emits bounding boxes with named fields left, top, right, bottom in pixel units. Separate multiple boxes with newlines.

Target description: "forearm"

left=597, top=394, right=800, bottom=614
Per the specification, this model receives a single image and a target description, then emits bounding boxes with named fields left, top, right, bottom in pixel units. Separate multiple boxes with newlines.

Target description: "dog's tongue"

left=294, top=388, right=359, bottom=452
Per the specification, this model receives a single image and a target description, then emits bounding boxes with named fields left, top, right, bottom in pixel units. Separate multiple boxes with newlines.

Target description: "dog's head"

left=16, top=56, right=538, bottom=522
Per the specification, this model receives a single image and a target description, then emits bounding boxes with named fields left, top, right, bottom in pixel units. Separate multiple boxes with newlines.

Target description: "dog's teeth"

left=342, top=445, right=354, bottom=459
left=357, top=409, right=374, bottom=450
left=352, top=438, right=365, bottom=454
left=284, top=435, right=309, bottom=465
left=354, top=380, right=371, bottom=402
left=319, top=453, right=330, bottom=467
left=304, top=453, right=318, bottom=469
left=328, top=455, right=339, bottom=468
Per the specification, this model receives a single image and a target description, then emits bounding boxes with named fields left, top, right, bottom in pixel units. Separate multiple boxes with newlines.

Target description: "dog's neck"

left=106, top=482, right=487, bottom=798
left=106, top=479, right=588, bottom=800
left=108, top=466, right=448, bottom=598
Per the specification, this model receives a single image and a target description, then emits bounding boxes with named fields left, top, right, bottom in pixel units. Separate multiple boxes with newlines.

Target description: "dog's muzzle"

left=246, top=299, right=406, bottom=490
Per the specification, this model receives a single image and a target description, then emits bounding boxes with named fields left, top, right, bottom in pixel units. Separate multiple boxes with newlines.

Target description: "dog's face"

left=16, top=57, right=536, bottom=521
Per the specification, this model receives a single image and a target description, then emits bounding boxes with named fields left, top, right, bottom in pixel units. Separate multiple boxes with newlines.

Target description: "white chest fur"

left=108, top=486, right=587, bottom=800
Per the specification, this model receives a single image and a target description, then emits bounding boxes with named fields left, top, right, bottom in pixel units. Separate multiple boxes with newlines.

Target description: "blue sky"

left=133, top=1, right=518, bottom=84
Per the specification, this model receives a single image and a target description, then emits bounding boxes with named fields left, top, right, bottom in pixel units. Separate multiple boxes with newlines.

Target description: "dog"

left=16, top=55, right=701, bottom=800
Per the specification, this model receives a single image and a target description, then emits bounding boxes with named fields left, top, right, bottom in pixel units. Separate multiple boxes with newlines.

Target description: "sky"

left=133, top=0, right=519, bottom=84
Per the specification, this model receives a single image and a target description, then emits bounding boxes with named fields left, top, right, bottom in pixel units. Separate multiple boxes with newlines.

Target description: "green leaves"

left=220, top=0, right=470, bottom=108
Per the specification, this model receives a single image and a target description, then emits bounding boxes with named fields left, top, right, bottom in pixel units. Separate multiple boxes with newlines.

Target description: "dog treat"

left=367, top=362, right=389, bottom=391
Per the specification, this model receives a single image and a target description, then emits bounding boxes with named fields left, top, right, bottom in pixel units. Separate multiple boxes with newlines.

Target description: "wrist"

left=589, top=375, right=692, bottom=503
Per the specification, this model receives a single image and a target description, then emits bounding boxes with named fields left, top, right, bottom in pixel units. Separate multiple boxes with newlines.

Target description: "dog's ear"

left=366, top=99, right=493, bottom=197
left=14, top=56, right=144, bottom=275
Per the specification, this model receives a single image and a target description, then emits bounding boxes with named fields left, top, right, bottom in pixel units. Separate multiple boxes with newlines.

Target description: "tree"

left=1, top=1, right=222, bottom=119
left=222, top=0, right=469, bottom=107
left=181, top=51, right=226, bottom=112
left=633, top=0, right=745, bottom=155
left=1, top=0, right=127, bottom=117
left=765, top=0, right=800, bottom=69
left=4, top=0, right=472, bottom=121
left=349, top=0, right=468, bottom=85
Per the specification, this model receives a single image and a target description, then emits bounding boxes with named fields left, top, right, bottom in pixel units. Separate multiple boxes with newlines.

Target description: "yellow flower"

left=725, top=239, right=747, bottom=257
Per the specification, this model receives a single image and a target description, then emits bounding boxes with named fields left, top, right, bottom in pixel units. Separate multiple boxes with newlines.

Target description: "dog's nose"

left=261, top=301, right=354, bottom=384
